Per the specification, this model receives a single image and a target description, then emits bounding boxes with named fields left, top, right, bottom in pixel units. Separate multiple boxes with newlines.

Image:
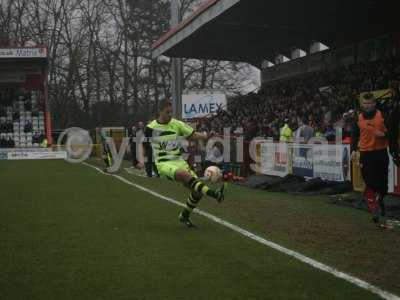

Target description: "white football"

left=204, top=166, right=222, bottom=183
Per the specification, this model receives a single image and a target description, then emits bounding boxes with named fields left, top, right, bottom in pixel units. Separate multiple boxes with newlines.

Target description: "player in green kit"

left=137, top=99, right=225, bottom=228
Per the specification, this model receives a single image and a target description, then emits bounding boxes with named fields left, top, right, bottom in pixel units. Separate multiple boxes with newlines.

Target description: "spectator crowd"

left=0, top=89, right=46, bottom=148
left=198, top=55, right=400, bottom=143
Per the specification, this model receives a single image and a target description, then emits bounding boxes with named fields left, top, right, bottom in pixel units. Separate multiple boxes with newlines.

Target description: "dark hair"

left=363, top=93, right=375, bottom=101
left=159, top=99, right=172, bottom=112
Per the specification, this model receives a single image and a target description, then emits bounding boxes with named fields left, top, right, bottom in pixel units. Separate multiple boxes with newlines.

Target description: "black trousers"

left=145, top=161, right=155, bottom=177
left=130, top=144, right=138, bottom=166
left=360, top=149, right=389, bottom=195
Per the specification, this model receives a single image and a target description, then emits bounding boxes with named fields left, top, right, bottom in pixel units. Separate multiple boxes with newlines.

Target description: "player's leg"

left=178, top=190, right=203, bottom=228
left=156, top=161, right=225, bottom=227
left=177, top=169, right=226, bottom=227
left=374, top=150, right=391, bottom=228
left=103, top=151, right=112, bottom=171
left=360, top=151, right=380, bottom=222
left=176, top=169, right=225, bottom=228
left=175, top=169, right=225, bottom=203
left=130, top=143, right=138, bottom=167
left=107, top=153, right=112, bottom=167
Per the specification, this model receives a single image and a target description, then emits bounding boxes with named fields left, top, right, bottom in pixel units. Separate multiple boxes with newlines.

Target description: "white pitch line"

left=83, top=162, right=399, bottom=300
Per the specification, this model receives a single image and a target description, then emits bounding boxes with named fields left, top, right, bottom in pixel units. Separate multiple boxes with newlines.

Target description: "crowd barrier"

left=188, top=138, right=253, bottom=178
left=254, top=142, right=400, bottom=197
left=2, top=138, right=398, bottom=197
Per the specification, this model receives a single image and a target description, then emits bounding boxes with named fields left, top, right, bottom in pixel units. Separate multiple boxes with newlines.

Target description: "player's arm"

left=177, top=120, right=213, bottom=141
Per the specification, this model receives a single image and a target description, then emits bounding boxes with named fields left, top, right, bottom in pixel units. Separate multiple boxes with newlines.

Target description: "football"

left=204, top=166, right=222, bottom=183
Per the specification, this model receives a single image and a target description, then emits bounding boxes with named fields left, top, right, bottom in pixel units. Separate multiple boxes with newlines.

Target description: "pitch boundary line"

left=83, top=162, right=399, bottom=300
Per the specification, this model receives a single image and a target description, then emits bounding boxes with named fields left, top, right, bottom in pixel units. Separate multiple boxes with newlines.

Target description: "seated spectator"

left=324, top=123, right=336, bottom=142
left=33, top=132, right=41, bottom=144
left=24, top=122, right=32, bottom=133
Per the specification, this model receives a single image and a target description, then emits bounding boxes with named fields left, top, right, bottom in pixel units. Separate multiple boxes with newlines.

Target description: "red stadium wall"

left=43, top=67, right=52, bottom=145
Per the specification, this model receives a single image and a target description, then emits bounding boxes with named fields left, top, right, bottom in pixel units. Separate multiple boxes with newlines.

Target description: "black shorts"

left=360, top=149, right=389, bottom=195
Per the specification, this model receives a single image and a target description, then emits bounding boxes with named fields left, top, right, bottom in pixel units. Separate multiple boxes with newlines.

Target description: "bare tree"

left=1, top=0, right=258, bottom=129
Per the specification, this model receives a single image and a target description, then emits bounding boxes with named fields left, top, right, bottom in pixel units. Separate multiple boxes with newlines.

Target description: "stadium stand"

left=198, top=55, right=400, bottom=141
left=0, top=88, right=46, bottom=148
left=0, top=46, right=50, bottom=148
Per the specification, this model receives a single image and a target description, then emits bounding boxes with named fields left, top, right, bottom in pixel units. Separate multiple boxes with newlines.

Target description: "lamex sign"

left=182, top=92, right=227, bottom=119
left=184, top=102, right=224, bottom=116
left=0, top=48, right=47, bottom=58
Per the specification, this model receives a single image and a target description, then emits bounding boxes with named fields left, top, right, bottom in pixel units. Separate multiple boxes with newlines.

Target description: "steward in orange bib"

left=351, top=93, right=390, bottom=227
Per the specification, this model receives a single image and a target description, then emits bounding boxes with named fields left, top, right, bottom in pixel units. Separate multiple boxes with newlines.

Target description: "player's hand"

left=135, top=162, right=145, bottom=169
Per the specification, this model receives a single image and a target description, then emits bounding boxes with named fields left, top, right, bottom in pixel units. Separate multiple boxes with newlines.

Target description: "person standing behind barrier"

left=280, top=119, right=293, bottom=142
left=101, top=132, right=112, bottom=172
left=351, top=93, right=391, bottom=228
left=295, top=118, right=314, bottom=144
left=130, top=121, right=145, bottom=169
left=142, top=121, right=158, bottom=178
left=40, top=137, right=48, bottom=148
left=129, top=125, right=138, bottom=167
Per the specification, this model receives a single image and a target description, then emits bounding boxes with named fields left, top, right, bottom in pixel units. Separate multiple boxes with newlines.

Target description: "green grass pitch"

left=1, top=160, right=399, bottom=299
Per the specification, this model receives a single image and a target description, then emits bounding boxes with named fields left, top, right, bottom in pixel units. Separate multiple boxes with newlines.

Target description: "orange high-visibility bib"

left=358, top=110, right=388, bottom=152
